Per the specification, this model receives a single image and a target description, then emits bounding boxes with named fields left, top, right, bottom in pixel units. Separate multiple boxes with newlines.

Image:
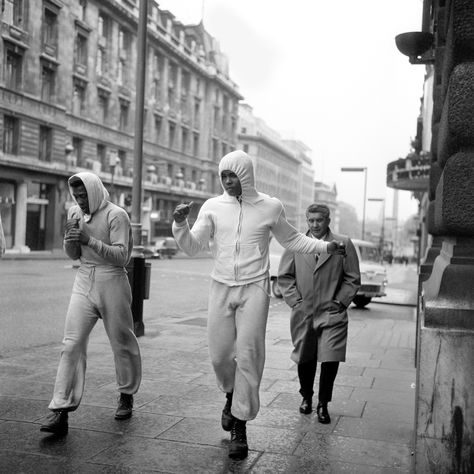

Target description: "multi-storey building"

left=0, top=0, right=242, bottom=252
left=283, top=139, right=314, bottom=230
left=238, top=103, right=312, bottom=228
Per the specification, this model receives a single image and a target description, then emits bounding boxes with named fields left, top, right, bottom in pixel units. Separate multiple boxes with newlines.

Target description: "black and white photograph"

left=1, top=0, right=473, bottom=472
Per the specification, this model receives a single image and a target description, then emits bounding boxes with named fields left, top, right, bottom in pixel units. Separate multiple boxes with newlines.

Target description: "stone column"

left=414, top=1, right=474, bottom=472
left=14, top=182, right=28, bottom=251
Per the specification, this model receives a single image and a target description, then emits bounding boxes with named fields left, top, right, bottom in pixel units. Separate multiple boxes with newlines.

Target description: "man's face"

left=307, top=212, right=330, bottom=239
left=72, top=184, right=90, bottom=214
left=221, top=170, right=242, bottom=196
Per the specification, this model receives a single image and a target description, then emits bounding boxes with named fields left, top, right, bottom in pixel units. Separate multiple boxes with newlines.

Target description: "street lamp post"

left=340, top=167, right=367, bottom=240
left=127, top=0, right=148, bottom=337
left=368, top=197, right=386, bottom=259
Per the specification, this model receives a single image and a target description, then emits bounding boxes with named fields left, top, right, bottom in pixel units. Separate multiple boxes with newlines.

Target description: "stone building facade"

left=0, top=0, right=242, bottom=251
left=391, top=0, right=474, bottom=471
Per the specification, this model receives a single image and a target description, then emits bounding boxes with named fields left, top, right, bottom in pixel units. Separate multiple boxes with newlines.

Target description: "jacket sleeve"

left=172, top=208, right=212, bottom=257
left=334, top=238, right=361, bottom=308
left=63, top=208, right=81, bottom=261
left=271, top=206, right=328, bottom=254
left=277, top=249, right=302, bottom=309
left=87, top=212, right=131, bottom=266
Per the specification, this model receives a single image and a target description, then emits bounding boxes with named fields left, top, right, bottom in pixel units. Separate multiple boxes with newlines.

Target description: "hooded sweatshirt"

left=172, top=150, right=329, bottom=286
left=64, top=172, right=132, bottom=267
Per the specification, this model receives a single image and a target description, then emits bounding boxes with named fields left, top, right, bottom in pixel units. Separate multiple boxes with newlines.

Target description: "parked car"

left=269, top=237, right=284, bottom=298
left=145, top=237, right=179, bottom=259
left=352, top=239, right=388, bottom=308
left=269, top=237, right=388, bottom=307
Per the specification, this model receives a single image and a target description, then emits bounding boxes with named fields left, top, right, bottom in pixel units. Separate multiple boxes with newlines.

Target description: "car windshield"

left=359, top=245, right=381, bottom=262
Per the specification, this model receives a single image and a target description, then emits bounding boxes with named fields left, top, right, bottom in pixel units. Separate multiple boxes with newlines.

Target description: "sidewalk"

left=0, top=295, right=417, bottom=472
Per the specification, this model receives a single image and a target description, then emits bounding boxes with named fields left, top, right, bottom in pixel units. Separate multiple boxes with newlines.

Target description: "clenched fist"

left=173, top=201, right=194, bottom=224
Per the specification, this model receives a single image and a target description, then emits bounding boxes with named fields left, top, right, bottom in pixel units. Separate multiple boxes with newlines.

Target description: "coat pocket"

left=316, top=310, right=348, bottom=330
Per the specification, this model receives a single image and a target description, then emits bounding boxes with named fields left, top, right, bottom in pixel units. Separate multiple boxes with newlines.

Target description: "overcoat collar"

left=302, top=229, right=334, bottom=273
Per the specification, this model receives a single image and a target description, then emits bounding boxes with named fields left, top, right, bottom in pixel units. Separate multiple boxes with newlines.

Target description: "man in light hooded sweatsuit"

left=172, top=150, right=345, bottom=459
left=40, top=172, right=142, bottom=435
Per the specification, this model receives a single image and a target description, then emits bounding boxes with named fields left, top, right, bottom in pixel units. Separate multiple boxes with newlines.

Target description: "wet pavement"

left=0, top=264, right=418, bottom=473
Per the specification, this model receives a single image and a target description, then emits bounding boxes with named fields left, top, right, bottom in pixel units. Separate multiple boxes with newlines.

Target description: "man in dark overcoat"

left=278, top=203, right=360, bottom=423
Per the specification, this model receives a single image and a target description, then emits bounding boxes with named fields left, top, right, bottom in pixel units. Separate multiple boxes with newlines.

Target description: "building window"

left=2, top=115, right=20, bottom=155
left=41, top=62, right=56, bottom=102
left=74, top=28, right=88, bottom=73
left=72, top=136, right=83, bottom=167
left=97, top=13, right=110, bottom=76
left=3, top=0, right=28, bottom=28
left=193, top=132, right=199, bottom=156
left=97, top=143, right=106, bottom=170
left=79, top=0, right=87, bottom=22
left=4, top=44, right=23, bottom=90
left=119, top=100, right=129, bottom=131
left=168, top=122, right=176, bottom=149
left=213, top=105, right=220, bottom=129
left=117, top=149, right=126, bottom=172
left=212, top=138, right=219, bottom=161
left=97, top=89, right=109, bottom=123
left=168, top=62, right=177, bottom=107
left=243, top=144, right=249, bottom=153
left=42, top=5, right=58, bottom=56
left=118, top=28, right=130, bottom=86
left=152, top=51, right=163, bottom=102
left=72, top=79, right=86, bottom=115
left=181, top=128, right=188, bottom=153
left=39, top=125, right=53, bottom=162
left=194, top=98, right=200, bottom=124
left=154, top=115, right=162, bottom=142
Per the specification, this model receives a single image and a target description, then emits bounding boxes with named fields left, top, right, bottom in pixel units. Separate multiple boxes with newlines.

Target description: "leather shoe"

left=40, top=410, right=68, bottom=435
left=299, top=398, right=312, bottom=414
left=316, top=403, right=331, bottom=424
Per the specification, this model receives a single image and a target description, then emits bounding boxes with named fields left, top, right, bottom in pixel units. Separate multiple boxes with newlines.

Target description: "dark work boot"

left=221, top=392, right=234, bottom=431
left=115, top=393, right=133, bottom=420
left=229, top=418, right=248, bottom=459
left=40, top=410, right=68, bottom=435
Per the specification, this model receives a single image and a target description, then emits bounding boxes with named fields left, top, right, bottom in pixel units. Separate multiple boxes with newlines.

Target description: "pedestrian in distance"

left=277, top=203, right=360, bottom=423
left=0, top=213, right=5, bottom=258
left=172, top=150, right=346, bottom=459
left=40, top=172, right=142, bottom=436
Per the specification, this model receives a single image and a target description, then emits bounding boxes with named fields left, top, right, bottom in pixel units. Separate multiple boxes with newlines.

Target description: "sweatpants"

left=207, top=278, right=270, bottom=421
left=49, top=264, right=142, bottom=411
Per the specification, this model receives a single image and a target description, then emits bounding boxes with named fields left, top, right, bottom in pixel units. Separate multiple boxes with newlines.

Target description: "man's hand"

left=173, top=201, right=194, bottom=224
left=64, top=227, right=90, bottom=245
left=327, top=240, right=346, bottom=256
left=328, top=299, right=346, bottom=312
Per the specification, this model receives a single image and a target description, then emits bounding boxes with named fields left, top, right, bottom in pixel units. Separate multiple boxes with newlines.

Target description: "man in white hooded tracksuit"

left=40, top=172, right=142, bottom=435
left=172, top=150, right=345, bottom=459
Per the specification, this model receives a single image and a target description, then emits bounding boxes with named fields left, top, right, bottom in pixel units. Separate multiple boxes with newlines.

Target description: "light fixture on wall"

left=395, top=31, right=435, bottom=65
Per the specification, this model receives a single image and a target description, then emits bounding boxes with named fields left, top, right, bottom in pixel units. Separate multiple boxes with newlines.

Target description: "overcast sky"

left=159, top=0, right=426, bottom=222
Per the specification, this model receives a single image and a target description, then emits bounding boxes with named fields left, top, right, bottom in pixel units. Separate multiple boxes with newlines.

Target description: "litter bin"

left=126, top=257, right=151, bottom=337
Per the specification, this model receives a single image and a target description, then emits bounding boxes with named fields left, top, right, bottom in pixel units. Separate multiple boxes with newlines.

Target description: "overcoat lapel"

left=313, top=229, right=334, bottom=273
left=315, top=253, right=331, bottom=272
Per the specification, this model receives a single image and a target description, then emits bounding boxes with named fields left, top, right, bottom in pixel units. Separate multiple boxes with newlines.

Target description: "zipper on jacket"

left=234, top=197, right=243, bottom=281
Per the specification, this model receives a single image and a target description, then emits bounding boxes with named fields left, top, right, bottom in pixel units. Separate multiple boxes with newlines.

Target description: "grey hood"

left=68, top=172, right=109, bottom=220
left=218, top=150, right=261, bottom=203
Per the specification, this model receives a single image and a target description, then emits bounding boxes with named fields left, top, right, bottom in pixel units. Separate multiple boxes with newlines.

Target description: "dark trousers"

left=297, top=360, right=339, bottom=404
